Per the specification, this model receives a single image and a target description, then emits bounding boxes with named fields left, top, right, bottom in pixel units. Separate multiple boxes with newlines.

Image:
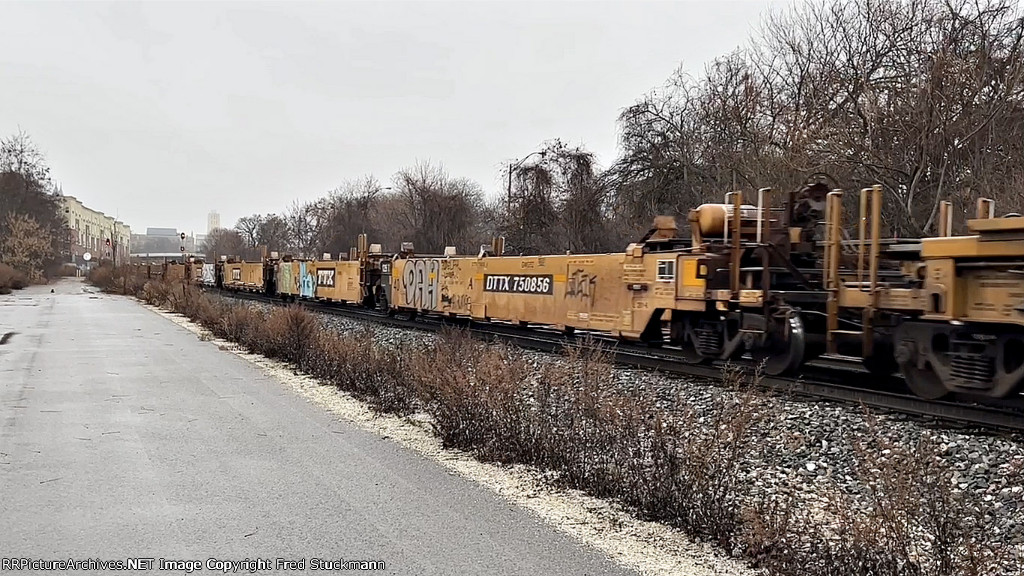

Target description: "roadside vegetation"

left=0, top=262, right=28, bottom=295
left=0, top=131, right=71, bottom=291
left=91, top=271, right=1021, bottom=576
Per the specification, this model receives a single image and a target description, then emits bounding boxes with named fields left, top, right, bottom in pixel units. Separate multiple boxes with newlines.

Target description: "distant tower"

left=207, top=211, right=221, bottom=232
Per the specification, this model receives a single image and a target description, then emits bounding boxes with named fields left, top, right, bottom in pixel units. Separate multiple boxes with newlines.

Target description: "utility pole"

left=507, top=162, right=514, bottom=216
left=107, top=226, right=116, bottom=267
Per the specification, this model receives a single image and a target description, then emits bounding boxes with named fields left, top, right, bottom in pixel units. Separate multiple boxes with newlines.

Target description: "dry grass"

left=88, top=264, right=145, bottom=296
left=130, top=280, right=1018, bottom=576
left=0, top=262, right=28, bottom=294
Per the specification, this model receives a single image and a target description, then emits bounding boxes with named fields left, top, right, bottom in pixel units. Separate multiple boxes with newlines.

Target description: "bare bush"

left=140, top=280, right=174, bottom=306
left=408, top=329, right=531, bottom=451
left=304, top=328, right=414, bottom=414
left=87, top=264, right=144, bottom=296
left=409, top=333, right=766, bottom=548
left=0, top=262, right=28, bottom=294
left=261, top=305, right=319, bottom=364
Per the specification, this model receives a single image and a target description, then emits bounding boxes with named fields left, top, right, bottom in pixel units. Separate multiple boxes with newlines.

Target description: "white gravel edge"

left=147, top=304, right=759, bottom=576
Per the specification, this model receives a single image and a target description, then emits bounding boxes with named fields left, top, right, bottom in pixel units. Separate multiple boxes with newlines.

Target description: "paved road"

left=0, top=279, right=636, bottom=575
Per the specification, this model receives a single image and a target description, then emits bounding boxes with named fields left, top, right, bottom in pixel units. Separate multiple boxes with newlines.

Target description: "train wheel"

left=679, top=339, right=707, bottom=364
left=899, top=361, right=948, bottom=400
left=752, top=314, right=806, bottom=376
left=893, top=324, right=950, bottom=400
left=862, top=341, right=898, bottom=378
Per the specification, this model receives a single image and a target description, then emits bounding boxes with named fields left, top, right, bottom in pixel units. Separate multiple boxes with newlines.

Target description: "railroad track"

left=215, top=289, right=1024, bottom=433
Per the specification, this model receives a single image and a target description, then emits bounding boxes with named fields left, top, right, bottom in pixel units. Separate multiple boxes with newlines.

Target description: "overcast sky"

left=0, top=0, right=787, bottom=235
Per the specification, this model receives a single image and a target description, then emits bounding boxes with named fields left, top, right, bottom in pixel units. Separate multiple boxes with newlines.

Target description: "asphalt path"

left=0, top=279, right=637, bottom=575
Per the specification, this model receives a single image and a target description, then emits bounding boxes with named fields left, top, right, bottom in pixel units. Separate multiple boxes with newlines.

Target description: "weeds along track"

left=217, top=288, right=1024, bottom=432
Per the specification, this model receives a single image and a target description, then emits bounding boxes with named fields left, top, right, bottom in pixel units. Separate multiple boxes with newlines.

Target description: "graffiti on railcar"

left=566, top=269, right=597, bottom=303
left=279, top=263, right=294, bottom=294
left=440, top=291, right=471, bottom=310
left=438, top=259, right=470, bottom=311
left=299, top=262, right=315, bottom=297
left=403, top=258, right=440, bottom=309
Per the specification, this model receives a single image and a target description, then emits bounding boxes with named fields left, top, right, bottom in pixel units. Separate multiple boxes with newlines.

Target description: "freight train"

left=143, top=184, right=1024, bottom=401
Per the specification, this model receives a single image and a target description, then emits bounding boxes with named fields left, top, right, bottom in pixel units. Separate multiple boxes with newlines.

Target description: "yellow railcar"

left=390, top=223, right=707, bottom=341
left=164, top=263, right=187, bottom=282
left=223, top=261, right=265, bottom=292
left=312, top=260, right=362, bottom=303
left=188, top=262, right=204, bottom=285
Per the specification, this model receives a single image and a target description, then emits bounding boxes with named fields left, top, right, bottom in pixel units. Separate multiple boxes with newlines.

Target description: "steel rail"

left=214, top=288, right=1024, bottom=433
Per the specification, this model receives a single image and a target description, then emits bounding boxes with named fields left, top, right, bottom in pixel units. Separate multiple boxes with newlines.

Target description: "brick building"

left=60, top=194, right=131, bottom=265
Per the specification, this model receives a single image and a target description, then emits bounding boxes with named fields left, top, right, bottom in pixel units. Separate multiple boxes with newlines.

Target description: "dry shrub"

left=87, top=265, right=114, bottom=291
left=141, top=281, right=174, bottom=306
left=635, top=364, right=769, bottom=547
left=305, top=328, right=414, bottom=413
left=261, top=306, right=319, bottom=364
left=135, top=289, right=415, bottom=413
left=409, top=328, right=531, bottom=453
left=51, top=263, right=77, bottom=277
left=216, top=305, right=267, bottom=348
left=88, top=264, right=143, bottom=296
left=0, top=262, right=28, bottom=294
left=184, top=294, right=224, bottom=329
left=412, top=332, right=764, bottom=548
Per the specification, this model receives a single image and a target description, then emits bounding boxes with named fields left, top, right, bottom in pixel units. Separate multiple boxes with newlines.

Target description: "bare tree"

left=234, top=214, right=264, bottom=248
left=503, top=140, right=611, bottom=254
left=201, top=228, right=245, bottom=260
left=1, top=213, right=52, bottom=280
left=283, top=200, right=318, bottom=258
left=320, top=175, right=386, bottom=257
left=391, top=161, right=486, bottom=254
left=0, top=130, right=51, bottom=187
left=0, top=131, right=66, bottom=277
left=607, top=0, right=1024, bottom=237
left=255, top=214, right=289, bottom=253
